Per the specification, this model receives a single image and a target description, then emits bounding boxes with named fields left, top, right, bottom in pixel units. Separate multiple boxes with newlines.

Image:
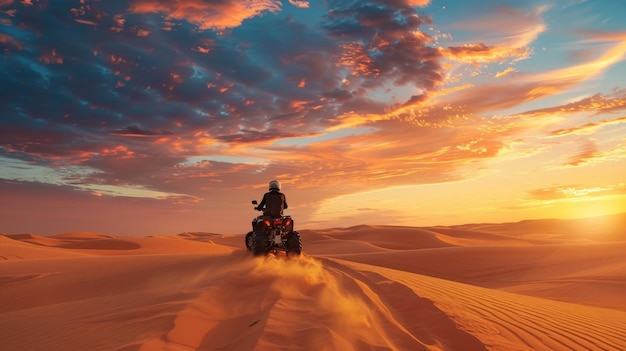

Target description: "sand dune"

left=1, top=214, right=625, bottom=350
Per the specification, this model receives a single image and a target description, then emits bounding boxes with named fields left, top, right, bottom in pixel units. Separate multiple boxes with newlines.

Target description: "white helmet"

left=269, top=179, right=281, bottom=191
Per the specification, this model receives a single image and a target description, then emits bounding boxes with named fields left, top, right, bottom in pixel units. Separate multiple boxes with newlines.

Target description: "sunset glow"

left=1, top=0, right=625, bottom=235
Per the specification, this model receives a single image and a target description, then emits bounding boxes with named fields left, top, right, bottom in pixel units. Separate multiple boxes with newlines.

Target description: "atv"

left=245, top=200, right=302, bottom=257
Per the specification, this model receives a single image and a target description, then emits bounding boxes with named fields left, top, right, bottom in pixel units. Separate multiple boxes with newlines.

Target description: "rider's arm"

left=257, top=193, right=267, bottom=210
left=283, top=195, right=288, bottom=209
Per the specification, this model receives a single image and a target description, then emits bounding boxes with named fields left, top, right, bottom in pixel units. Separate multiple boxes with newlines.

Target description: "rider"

left=256, top=179, right=288, bottom=217
left=252, top=180, right=288, bottom=231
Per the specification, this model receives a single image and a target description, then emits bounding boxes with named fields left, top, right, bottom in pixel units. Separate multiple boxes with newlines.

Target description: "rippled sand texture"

left=1, top=214, right=625, bottom=350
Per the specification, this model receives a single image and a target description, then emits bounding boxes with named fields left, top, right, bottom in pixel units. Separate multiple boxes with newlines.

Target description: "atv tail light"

left=284, top=218, right=292, bottom=226
left=264, top=219, right=271, bottom=227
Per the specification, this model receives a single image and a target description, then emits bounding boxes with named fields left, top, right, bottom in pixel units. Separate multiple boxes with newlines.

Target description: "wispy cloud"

left=527, top=183, right=626, bottom=201
left=549, top=115, right=626, bottom=136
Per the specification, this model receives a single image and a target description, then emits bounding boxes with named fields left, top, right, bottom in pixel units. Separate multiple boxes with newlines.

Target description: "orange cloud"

left=0, top=32, right=23, bottom=51
left=101, top=145, right=135, bottom=158
left=327, top=112, right=389, bottom=131
left=406, top=0, right=431, bottom=6
left=495, top=66, right=516, bottom=78
left=436, top=32, right=626, bottom=115
left=441, top=44, right=529, bottom=65
left=288, top=0, right=309, bottom=8
left=527, top=183, right=626, bottom=201
left=450, top=5, right=547, bottom=47
left=441, top=5, right=547, bottom=69
left=74, top=18, right=99, bottom=26
left=558, top=139, right=626, bottom=169
left=39, top=48, right=63, bottom=64
left=565, top=140, right=599, bottom=166
left=130, top=0, right=282, bottom=30
left=337, top=42, right=378, bottom=77
left=257, top=113, right=514, bottom=194
left=526, top=91, right=626, bottom=117
left=543, top=34, right=626, bottom=83
left=550, top=116, right=626, bottom=137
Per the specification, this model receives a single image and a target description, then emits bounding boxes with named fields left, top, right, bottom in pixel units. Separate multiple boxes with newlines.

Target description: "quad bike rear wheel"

left=285, top=231, right=302, bottom=257
left=252, top=232, right=270, bottom=256
left=245, top=231, right=253, bottom=251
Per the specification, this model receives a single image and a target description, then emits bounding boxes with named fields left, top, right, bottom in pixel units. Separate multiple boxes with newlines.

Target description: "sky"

left=1, top=0, right=625, bottom=235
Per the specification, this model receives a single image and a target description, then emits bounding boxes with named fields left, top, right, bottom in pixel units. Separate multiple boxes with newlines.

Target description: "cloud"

left=445, top=5, right=547, bottom=48
left=1, top=0, right=625, bottom=234
left=321, top=0, right=444, bottom=97
left=495, top=66, right=517, bottom=78
left=0, top=31, right=23, bottom=51
left=565, top=140, right=600, bottom=166
left=109, top=125, right=174, bottom=137
left=526, top=183, right=626, bottom=201
left=288, top=0, right=310, bottom=9
left=406, top=0, right=430, bottom=5
left=129, top=0, right=283, bottom=30
left=438, top=4, right=546, bottom=69
left=549, top=116, right=626, bottom=137
left=215, top=129, right=320, bottom=144
left=441, top=43, right=530, bottom=65
left=432, top=32, right=626, bottom=115
left=527, top=90, right=626, bottom=117
left=1, top=0, right=447, bottom=183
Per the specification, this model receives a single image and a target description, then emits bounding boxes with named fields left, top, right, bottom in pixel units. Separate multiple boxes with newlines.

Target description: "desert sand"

left=1, top=214, right=625, bottom=351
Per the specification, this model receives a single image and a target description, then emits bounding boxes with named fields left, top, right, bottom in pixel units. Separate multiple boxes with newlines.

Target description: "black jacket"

left=258, top=190, right=288, bottom=218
